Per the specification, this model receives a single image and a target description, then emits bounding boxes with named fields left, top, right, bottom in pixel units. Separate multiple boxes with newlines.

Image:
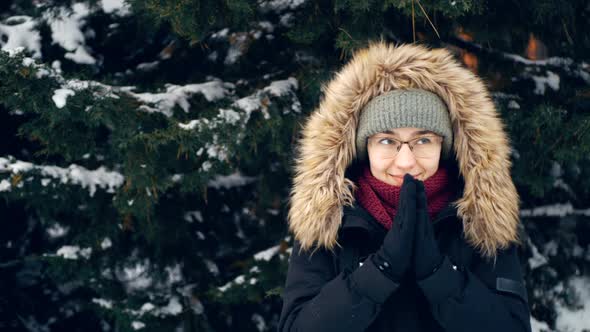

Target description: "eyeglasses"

left=367, top=134, right=443, bottom=159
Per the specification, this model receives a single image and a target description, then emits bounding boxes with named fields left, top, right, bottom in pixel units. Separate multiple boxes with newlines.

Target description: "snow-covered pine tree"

left=0, top=0, right=589, bottom=331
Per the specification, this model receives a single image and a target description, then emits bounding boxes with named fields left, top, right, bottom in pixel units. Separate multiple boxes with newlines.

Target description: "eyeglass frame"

left=366, top=134, right=444, bottom=158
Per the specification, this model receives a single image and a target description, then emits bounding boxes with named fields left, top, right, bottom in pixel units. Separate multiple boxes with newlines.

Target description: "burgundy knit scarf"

left=355, top=165, right=456, bottom=230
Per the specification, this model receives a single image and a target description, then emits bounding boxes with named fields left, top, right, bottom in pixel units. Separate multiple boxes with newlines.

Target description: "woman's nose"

left=394, top=144, right=417, bottom=169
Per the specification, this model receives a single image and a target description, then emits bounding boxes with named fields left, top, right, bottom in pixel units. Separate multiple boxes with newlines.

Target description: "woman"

left=278, top=42, right=532, bottom=332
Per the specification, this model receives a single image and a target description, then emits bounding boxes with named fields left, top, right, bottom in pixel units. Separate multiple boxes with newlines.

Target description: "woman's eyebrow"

left=382, top=130, right=434, bottom=136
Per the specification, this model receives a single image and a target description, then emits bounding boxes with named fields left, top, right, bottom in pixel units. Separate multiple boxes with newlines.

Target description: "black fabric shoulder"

left=470, top=244, right=529, bottom=304
left=496, top=277, right=528, bottom=304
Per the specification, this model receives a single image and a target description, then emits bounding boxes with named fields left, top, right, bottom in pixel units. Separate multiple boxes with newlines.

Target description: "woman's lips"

left=390, top=174, right=420, bottom=181
left=389, top=175, right=404, bottom=184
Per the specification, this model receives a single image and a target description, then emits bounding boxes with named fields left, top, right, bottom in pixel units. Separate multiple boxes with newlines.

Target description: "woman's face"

left=367, top=127, right=442, bottom=186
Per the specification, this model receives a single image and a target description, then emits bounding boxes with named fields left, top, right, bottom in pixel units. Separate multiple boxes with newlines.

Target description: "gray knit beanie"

left=356, top=89, right=453, bottom=160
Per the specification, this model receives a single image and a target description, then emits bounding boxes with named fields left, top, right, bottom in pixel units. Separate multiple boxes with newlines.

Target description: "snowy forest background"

left=0, top=0, right=589, bottom=331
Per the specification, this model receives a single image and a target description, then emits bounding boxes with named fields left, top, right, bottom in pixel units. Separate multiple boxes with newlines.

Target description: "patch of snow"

left=44, top=3, right=96, bottom=64
left=224, top=32, right=248, bottom=65
left=208, top=172, right=257, bottom=189
left=543, top=240, right=558, bottom=257
left=165, top=264, right=183, bottom=285
left=116, top=260, right=153, bottom=293
left=191, top=298, right=204, bottom=315
left=0, top=179, right=10, bottom=192
left=232, top=77, right=300, bottom=119
left=211, top=28, right=229, bottom=39
left=207, top=51, right=218, bottom=61
left=259, top=0, right=307, bottom=12
left=139, top=302, right=155, bottom=315
left=0, top=156, right=124, bottom=196
left=184, top=211, right=203, bottom=223
left=92, top=298, right=113, bottom=309
left=205, top=259, right=219, bottom=276
left=528, top=239, right=548, bottom=270
left=502, top=53, right=573, bottom=67
left=279, top=13, right=294, bottom=27
left=178, top=119, right=204, bottom=130
left=101, top=0, right=131, bottom=15
left=217, top=108, right=241, bottom=125
left=254, top=245, right=281, bottom=261
left=264, top=77, right=298, bottom=97
left=550, top=162, right=563, bottom=178
left=47, top=223, right=69, bottom=239
left=234, top=94, right=267, bottom=119
left=521, top=203, right=581, bottom=218
left=128, top=298, right=183, bottom=318
left=51, top=60, right=62, bottom=73
left=136, top=61, right=159, bottom=72
left=0, top=16, right=42, bottom=58
left=218, top=274, right=246, bottom=292
left=201, top=161, right=212, bottom=172
left=56, top=245, right=92, bottom=260
left=131, top=321, right=145, bottom=330
left=555, top=277, right=590, bottom=332
left=252, top=313, right=267, bottom=332
left=530, top=316, right=550, bottom=332
left=204, top=141, right=227, bottom=161
left=52, top=88, right=75, bottom=108
left=129, top=80, right=234, bottom=117
left=158, top=297, right=183, bottom=316
left=65, top=46, right=96, bottom=65
left=531, top=70, right=560, bottom=95
left=235, top=275, right=245, bottom=284
left=258, top=21, right=274, bottom=32
left=508, top=100, right=520, bottom=109
left=101, top=238, right=112, bottom=249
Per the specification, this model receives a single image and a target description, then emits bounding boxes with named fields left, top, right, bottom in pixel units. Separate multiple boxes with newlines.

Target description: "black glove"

left=413, top=180, right=444, bottom=280
left=372, top=173, right=417, bottom=282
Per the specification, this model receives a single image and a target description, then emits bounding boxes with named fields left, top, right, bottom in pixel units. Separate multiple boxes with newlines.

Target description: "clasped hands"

left=372, top=173, right=445, bottom=282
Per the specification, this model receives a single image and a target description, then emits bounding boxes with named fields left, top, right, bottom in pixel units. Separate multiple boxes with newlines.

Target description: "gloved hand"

left=371, top=173, right=417, bottom=282
left=413, top=180, right=444, bottom=280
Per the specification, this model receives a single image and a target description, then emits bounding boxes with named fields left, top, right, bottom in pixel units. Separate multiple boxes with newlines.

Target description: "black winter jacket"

left=278, top=202, right=532, bottom=332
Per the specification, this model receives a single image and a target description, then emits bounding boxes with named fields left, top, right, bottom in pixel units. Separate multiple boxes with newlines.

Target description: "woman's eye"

left=416, top=137, right=432, bottom=144
left=378, top=138, right=395, bottom=145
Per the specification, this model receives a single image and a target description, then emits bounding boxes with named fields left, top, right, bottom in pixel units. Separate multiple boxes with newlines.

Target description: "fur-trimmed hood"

left=288, top=42, right=521, bottom=259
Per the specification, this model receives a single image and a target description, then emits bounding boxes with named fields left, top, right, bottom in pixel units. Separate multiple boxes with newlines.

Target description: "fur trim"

left=288, top=42, right=521, bottom=258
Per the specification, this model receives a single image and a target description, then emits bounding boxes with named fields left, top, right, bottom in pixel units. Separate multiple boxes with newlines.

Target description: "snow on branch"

left=43, top=3, right=96, bottom=64
left=451, top=37, right=590, bottom=84
left=208, top=172, right=257, bottom=189
left=126, top=80, right=235, bottom=117
left=0, top=16, right=41, bottom=58
left=234, top=77, right=300, bottom=119
left=0, top=156, right=124, bottom=196
left=520, top=203, right=590, bottom=218
left=259, top=0, right=307, bottom=13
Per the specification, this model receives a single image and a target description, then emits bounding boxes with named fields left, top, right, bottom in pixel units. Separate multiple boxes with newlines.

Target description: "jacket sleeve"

left=278, top=239, right=403, bottom=332
left=416, top=243, right=532, bottom=332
